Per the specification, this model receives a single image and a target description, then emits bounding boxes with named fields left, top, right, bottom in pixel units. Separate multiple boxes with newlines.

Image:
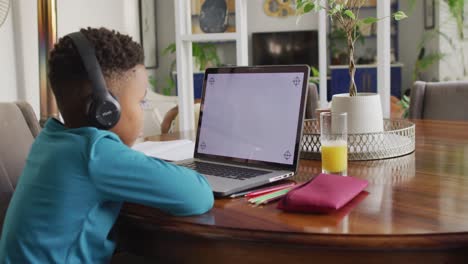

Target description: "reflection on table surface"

left=129, top=120, right=468, bottom=236
left=117, top=120, right=468, bottom=263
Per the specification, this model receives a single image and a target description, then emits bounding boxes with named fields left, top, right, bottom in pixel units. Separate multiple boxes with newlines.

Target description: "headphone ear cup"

left=85, top=96, right=97, bottom=125
left=87, top=94, right=121, bottom=130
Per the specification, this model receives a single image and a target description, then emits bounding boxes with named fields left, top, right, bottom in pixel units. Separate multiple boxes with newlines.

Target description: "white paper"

left=132, top=140, right=195, bottom=161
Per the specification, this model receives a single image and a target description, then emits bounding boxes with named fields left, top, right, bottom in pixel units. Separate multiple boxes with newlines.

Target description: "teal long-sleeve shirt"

left=0, top=119, right=214, bottom=263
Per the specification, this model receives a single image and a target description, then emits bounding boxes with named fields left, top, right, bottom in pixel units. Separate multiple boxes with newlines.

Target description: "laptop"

left=174, top=65, right=310, bottom=197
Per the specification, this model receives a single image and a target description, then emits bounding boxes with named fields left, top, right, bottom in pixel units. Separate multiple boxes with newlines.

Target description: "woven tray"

left=300, top=119, right=416, bottom=161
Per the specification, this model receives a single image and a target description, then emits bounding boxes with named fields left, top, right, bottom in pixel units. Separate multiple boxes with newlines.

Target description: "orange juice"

left=321, top=141, right=347, bottom=174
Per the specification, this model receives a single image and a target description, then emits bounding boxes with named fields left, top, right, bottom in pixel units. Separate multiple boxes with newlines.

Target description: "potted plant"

left=296, top=0, right=407, bottom=133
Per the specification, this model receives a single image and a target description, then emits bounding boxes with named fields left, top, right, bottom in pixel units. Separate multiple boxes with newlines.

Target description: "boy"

left=0, top=27, right=214, bottom=263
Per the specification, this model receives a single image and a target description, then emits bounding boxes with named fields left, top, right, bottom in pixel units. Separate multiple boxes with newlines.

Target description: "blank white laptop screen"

left=197, top=72, right=304, bottom=165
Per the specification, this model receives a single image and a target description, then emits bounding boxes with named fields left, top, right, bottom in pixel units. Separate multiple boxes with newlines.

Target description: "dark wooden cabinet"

left=329, top=64, right=402, bottom=101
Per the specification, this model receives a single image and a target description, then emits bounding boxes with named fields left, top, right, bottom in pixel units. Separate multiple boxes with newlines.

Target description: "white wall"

left=152, top=0, right=176, bottom=90
left=438, top=2, right=468, bottom=81
left=11, top=0, right=39, bottom=115
left=1, top=0, right=140, bottom=117
left=56, top=0, right=139, bottom=40
left=400, top=1, right=468, bottom=83
left=398, top=0, right=442, bottom=93
left=0, top=6, right=18, bottom=102
left=398, top=0, right=425, bottom=93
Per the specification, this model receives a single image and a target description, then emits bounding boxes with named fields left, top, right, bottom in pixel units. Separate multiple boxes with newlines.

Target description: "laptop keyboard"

left=180, top=161, right=269, bottom=180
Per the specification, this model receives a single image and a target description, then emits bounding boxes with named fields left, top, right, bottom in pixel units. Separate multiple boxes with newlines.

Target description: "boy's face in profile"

left=109, top=64, right=148, bottom=147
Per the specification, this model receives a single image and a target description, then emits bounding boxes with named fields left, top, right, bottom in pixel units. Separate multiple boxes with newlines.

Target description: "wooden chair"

left=142, top=90, right=178, bottom=137
left=160, top=101, right=201, bottom=134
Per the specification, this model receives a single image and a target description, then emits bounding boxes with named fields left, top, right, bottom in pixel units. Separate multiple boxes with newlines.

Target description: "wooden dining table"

left=116, top=119, right=468, bottom=263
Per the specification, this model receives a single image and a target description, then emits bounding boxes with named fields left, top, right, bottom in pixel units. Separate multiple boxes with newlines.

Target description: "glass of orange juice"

left=320, top=112, right=348, bottom=176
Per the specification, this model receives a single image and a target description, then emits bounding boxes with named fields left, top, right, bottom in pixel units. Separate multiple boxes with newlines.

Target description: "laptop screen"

left=195, top=66, right=309, bottom=169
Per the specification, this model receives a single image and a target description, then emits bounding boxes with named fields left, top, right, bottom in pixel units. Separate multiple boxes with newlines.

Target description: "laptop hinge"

left=193, top=157, right=290, bottom=172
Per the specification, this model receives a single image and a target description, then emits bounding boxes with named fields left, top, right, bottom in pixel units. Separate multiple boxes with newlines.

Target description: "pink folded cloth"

left=277, top=173, right=368, bottom=213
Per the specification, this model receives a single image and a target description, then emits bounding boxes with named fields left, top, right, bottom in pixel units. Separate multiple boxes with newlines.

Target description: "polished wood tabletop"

left=117, top=119, right=468, bottom=263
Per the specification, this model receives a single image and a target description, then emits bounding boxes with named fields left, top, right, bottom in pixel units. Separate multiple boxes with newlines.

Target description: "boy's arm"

left=88, top=136, right=214, bottom=216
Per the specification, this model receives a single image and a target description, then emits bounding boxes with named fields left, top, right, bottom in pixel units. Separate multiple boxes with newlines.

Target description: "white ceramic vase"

left=331, top=93, right=384, bottom=134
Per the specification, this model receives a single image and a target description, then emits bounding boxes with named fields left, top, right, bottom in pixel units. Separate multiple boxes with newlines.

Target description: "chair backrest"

left=305, top=83, right=319, bottom=119
left=164, top=103, right=201, bottom=134
left=142, top=90, right=178, bottom=137
left=409, top=81, right=468, bottom=121
left=0, top=102, right=40, bottom=231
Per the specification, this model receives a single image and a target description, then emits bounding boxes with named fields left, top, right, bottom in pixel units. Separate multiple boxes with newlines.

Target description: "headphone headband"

left=66, top=31, right=121, bottom=129
left=67, top=32, right=109, bottom=98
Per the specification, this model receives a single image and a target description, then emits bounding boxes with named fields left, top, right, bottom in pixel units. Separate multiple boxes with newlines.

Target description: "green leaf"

left=192, top=43, right=202, bottom=57
left=399, top=99, right=409, bottom=109
left=393, top=11, right=408, bottom=21
left=361, top=17, right=379, bottom=24
left=398, top=95, right=410, bottom=109
left=446, top=0, right=464, bottom=39
left=403, top=109, right=409, bottom=118
left=162, top=43, right=176, bottom=55
left=311, top=66, right=319, bottom=77
left=303, top=2, right=315, bottom=13
left=296, top=0, right=306, bottom=10
left=343, top=10, right=355, bottom=20
left=162, top=77, right=175, bottom=96
left=309, top=78, right=319, bottom=85
left=148, top=76, right=157, bottom=90
left=402, top=95, right=410, bottom=104
left=334, top=4, right=343, bottom=12
left=417, top=53, right=444, bottom=70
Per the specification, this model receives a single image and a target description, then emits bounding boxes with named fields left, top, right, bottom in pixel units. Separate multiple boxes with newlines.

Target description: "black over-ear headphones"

left=67, top=32, right=121, bottom=130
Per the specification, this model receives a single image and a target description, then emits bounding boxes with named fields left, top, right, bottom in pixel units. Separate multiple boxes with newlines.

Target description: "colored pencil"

left=259, top=193, right=289, bottom=205
left=229, top=190, right=251, bottom=198
left=245, top=182, right=296, bottom=198
left=249, top=187, right=293, bottom=205
left=254, top=189, right=291, bottom=206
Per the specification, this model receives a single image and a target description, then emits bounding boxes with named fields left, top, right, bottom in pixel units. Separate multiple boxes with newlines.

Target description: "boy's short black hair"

left=48, top=27, right=144, bottom=109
